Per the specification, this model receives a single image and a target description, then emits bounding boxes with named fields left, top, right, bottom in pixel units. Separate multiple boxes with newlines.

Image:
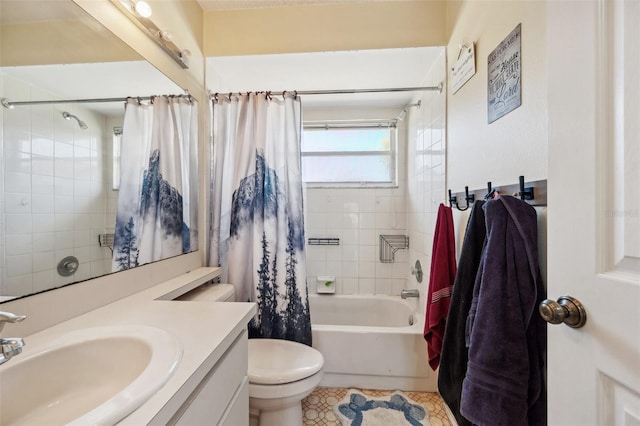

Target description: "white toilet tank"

left=176, top=283, right=235, bottom=302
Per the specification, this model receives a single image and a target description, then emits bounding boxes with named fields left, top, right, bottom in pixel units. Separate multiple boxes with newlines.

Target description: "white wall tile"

left=325, top=246, right=342, bottom=262
left=6, top=254, right=32, bottom=277
left=342, top=278, right=358, bottom=294
left=32, top=174, right=54, bottom=195
left=6, top=234, right=32, bottom=255
left=359, top=229, right=376, bottom=246
left=55, top=158, right=74, bottom=178
left=4, top=274, right=32, bottom=296
left=5, top=171, right=31, bottom=194
left=55, top=196, right=74, bottom=214
left=32, top=270, right=56, bottom=293
left=54, top=231, right=74, bottom=250
left=4, top=150, right=31, bottom=174
left=32, top=194, right=54, bottom=213
left=33, top=251, right=55, bottom=272
left=358, top=213, right=375, bottom=229
left=358, top=245, right=375, bottom=262
left=342, top=261, right=358, bottom=278
left=32, top=214, right=55, bottom=233
left=32, top=137, right=54, bottom=157
left=54, top=214, right=75, bottom=232
left=358, top=261, right=376, bottom=278
left=358, top=278, right=375, bottom=294
left=4, top=193, right=31, bottom=214
left=5, top=214, right=32, bottom=235
left=33, top=232, right=55, bottom=252
left=342, top=245, right=358, bottom=262
left=375, top=278, right=391, bottom=295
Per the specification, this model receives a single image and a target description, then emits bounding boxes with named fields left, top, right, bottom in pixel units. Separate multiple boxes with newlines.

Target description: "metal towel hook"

left=518, top=176, right=534, bottom=201
left=448, top=186, right=475, bottom=211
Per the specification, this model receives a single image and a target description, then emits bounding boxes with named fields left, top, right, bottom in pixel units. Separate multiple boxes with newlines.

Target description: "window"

left=301, top=123, right=396, bottom=186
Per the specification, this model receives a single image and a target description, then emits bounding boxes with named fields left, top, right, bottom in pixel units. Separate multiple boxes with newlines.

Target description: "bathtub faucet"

left=400, top=289, right=419, bottom=299
left=0, top=311, right=26, bottom=365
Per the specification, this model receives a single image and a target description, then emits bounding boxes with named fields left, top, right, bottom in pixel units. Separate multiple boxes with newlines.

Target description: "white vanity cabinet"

left=152, top=329, right=250, bottom=426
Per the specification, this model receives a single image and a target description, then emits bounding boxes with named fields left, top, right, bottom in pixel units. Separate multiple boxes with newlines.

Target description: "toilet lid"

left=248, top=339, right=324, bottom=385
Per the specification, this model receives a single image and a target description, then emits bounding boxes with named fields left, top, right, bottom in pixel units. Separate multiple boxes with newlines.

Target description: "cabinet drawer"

left=173, top=330, right=248, bottom=425
left=219, top=377, right=249, bottom=426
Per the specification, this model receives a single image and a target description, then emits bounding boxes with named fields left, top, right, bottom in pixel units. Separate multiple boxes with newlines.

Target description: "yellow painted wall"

left=1, top=20, right=140, bottom=66
left=204, top=1, right=447, bottom=56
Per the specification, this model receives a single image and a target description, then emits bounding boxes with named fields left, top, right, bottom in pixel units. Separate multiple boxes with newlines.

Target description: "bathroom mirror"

left=0, top=0, right=198, bottom=302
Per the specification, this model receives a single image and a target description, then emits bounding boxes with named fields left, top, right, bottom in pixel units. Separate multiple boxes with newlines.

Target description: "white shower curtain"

left=113, top=96, right=198, bottom=271
left=209, top=93, right=311, bottom=345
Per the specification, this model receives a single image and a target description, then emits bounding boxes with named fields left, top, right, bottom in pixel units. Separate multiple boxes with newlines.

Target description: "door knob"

left=539, top=296, right=587, bottom=328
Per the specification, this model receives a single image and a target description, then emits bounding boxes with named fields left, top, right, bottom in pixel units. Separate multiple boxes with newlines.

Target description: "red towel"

left=423, top=203, right=457, bottom=370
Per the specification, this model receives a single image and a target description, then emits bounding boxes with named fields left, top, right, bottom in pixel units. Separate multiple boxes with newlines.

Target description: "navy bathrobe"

left=460, top=195, right=547, bottom=426
left=438, top=200, right=486, bottom=426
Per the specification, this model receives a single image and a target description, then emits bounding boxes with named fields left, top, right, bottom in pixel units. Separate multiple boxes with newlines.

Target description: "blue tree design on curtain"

left=113, top=149, right=193, bottom=271
left=231, top=151, right=311, bottom=346
left=113, top=217, right=139, bottom=270
left=283, top=219, right=311, bottom=343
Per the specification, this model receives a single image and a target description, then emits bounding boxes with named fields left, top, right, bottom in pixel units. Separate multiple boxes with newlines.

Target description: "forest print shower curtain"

left=113, top=96, right=198, bottom=272
left=209, top=93, right=311, bottom=346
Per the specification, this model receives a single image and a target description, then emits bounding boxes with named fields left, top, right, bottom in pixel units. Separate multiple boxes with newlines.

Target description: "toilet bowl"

left=248, top=338, right=324, bottom=426
left=175, top=282, right=324, bottom=426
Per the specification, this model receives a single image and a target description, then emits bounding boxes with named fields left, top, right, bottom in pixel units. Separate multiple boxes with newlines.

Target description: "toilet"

left=177, top=283, right=324, bottom=426
left=248, top=338, right=324, bottom=426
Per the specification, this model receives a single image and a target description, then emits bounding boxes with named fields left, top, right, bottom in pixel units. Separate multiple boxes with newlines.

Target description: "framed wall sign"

left=488, top=23, right=522, bottom=123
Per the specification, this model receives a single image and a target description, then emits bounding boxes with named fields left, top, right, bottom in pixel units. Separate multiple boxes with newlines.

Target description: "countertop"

left=5, top=267, right=256, bottom=425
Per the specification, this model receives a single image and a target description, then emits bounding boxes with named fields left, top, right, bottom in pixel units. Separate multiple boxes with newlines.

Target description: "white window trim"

left=301, top=124, right=398, bottom=188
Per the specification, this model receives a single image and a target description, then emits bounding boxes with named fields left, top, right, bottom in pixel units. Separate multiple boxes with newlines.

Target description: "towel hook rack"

left=449, top=176, right=546, bottom=207
left=448, top=186, right=475, bottom=211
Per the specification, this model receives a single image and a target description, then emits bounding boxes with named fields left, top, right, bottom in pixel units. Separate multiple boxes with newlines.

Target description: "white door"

left=547, top=1, right=640, bottom=425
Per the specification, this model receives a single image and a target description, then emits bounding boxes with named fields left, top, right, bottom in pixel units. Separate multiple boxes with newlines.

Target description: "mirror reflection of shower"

left=62, top=111, right=88, bottom=129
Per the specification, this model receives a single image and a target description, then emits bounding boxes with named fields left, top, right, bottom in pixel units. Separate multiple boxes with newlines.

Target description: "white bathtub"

left=308, top=293, right=437, bottom=392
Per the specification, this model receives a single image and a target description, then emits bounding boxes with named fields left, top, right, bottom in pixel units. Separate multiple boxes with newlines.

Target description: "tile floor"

left=302, top=387, right=453, bottom=426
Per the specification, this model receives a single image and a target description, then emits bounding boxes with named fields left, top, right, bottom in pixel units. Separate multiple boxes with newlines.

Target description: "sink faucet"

left=0, top=311, right=26, bottom=365
left=401, top=289, right=420, bottom=299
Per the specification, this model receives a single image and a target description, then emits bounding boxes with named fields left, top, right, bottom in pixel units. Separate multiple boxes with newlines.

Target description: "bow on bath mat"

left=334, top=389, right=430, bottom=426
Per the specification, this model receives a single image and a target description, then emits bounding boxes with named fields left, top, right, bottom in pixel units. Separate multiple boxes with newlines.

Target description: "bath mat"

left=334, top=389, right=430, bottom=426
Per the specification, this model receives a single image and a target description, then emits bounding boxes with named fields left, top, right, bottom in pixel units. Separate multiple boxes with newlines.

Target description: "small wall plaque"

left=451, top=42, right=476, bottom=94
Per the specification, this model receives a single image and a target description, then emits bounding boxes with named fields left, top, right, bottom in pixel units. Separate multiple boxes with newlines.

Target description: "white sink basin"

left=0, top=325, right=182, bottom=425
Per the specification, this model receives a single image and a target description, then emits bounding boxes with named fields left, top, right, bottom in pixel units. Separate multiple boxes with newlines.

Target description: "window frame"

left=301, top=122, right=398, bottom=188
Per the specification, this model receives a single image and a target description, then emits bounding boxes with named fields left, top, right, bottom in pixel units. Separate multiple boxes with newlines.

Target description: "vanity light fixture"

left=134, top=0, right=152, bottom=18
left=111, top=0, right=189, bottom=69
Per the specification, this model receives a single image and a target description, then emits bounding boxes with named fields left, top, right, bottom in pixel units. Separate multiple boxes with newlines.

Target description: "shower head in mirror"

left=62, top=111, right=88, bottom=130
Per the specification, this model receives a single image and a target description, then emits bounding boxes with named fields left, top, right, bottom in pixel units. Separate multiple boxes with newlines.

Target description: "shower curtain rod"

left=1, top=94, right=191, bottom=109
left=211, top=83, right=444, bottom=98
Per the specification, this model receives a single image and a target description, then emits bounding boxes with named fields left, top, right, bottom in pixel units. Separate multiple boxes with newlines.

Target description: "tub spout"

left=401, top=289, right=419, bottom=299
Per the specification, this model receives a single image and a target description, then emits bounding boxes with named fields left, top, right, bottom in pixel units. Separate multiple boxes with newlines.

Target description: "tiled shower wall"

left=304, top=186, right=409, bottom=295
left=304, top=108, right=409, bottom=296
left=0, top=74, right=114, bottom=298
left=304, top=49, right=446, bottom=300
left=405, top=49, right=447, bottom=314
